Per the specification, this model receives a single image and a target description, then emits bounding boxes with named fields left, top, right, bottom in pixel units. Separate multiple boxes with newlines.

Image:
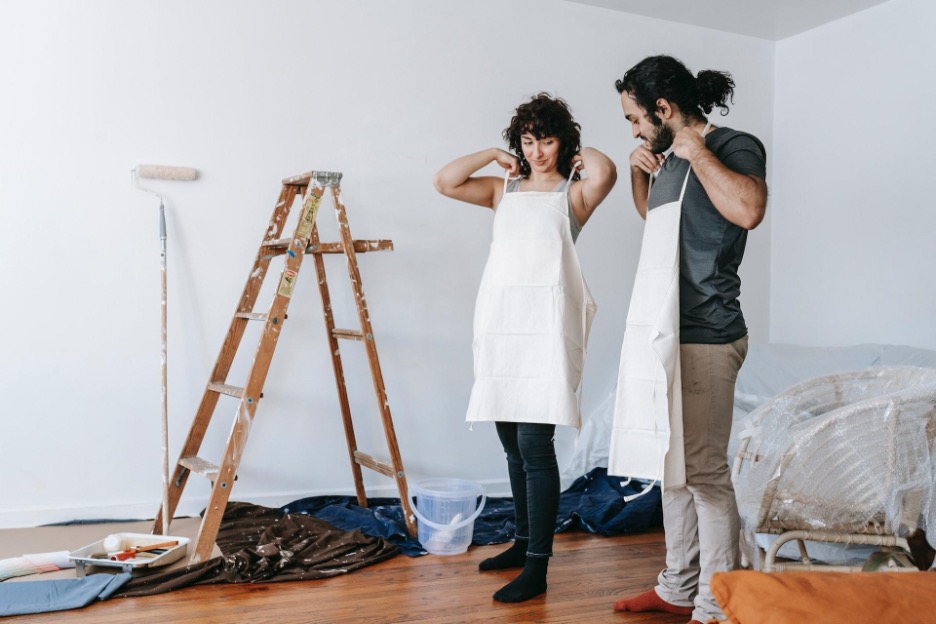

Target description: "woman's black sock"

left=479, top=539, right=528, bottom=571
left=492, top=557, right=548, bottom=603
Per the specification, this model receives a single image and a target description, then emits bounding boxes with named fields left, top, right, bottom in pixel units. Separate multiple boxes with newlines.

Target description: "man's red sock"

left=612, top=588, right=693, bottom=615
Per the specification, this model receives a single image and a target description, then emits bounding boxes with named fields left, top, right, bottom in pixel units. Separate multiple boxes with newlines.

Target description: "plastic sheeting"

left=566, top=342, right=936, bottom=480
left=566, top=342, right=936, bottom=566
left=733, top=366, right=936, bottom=568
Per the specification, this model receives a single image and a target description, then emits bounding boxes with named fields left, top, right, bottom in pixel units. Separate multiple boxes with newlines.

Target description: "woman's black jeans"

left=495, top=421, right=559, bottom=558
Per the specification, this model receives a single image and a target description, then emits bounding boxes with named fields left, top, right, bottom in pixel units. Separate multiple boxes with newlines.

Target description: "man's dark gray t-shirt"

left=647, top=127, right=767, bottom=344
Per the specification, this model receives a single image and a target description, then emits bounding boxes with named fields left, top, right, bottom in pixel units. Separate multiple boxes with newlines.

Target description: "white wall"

left=0, top=0, right=773, bottom=527
left=770, top=0, right=936, bottom=349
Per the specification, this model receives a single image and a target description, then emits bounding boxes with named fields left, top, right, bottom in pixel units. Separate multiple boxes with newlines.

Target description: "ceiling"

left=565, top=0, right=893, bottom=41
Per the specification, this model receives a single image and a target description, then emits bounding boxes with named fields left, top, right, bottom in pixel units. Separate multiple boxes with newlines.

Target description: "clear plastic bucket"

left=410, top=478, right=486, bottom=555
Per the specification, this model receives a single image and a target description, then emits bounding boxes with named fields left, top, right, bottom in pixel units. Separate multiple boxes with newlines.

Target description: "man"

left=609, top=55, right=767, bottom=624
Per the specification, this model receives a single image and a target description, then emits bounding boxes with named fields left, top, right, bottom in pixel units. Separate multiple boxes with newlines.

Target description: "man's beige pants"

left=655, top=335, right=748, bottom=623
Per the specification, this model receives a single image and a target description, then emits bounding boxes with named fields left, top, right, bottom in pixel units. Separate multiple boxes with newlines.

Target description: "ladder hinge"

left=312, top=171, right=342, bottom=187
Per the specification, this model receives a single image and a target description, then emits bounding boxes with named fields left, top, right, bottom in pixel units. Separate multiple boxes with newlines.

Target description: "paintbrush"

left=109, top=540, right=179, bottom=561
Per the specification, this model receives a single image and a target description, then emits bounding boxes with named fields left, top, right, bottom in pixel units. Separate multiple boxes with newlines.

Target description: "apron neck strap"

left=502, top=164, right=578, bottom=196
left=562, top=163, right=580, bottom=197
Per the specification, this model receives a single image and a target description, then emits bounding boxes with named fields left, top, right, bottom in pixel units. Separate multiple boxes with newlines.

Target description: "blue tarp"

left=0, top=572, right=131, bottom=617
left=281, top=467, right=662, bottom=556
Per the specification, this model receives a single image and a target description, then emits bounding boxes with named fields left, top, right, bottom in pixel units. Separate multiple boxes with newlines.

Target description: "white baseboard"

left=0, top=478, right=522, bottom=530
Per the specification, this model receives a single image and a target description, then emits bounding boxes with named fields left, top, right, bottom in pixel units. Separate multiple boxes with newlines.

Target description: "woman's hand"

left=492, top=148, right=520, bottom=176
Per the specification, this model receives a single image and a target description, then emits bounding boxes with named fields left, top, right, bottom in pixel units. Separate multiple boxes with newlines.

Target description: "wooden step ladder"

left=153, top=170, right=416, bottom=563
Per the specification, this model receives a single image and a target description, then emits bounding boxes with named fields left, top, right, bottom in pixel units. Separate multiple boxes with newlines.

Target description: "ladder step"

left=353, top=451, right=395, bottom=478
left=332, top=328, right=365, bottom=341
left=207, top=382, right=245, bottom=398
left=234, top=312, right=268, bottom=321
left=262, top=239, right=393, bottom=253
left=261, top=238, right=291, bottom=249
left=179, top=456, right=220, bottom=482
left=309, top=240, right=394, bottom=254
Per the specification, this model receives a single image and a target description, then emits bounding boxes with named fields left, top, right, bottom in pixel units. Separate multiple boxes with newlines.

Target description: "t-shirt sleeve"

left=718, top=133, right=767, bottom=180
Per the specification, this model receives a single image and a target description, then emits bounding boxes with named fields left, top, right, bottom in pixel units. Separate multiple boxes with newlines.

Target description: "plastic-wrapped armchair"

left=733, top=366, right=936, bottom=572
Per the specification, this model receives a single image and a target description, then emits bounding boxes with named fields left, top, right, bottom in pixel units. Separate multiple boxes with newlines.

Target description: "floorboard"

left=2, top=528, right=688, bottom=623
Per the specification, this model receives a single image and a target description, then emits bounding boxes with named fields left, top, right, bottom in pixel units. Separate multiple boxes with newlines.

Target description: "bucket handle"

left=408, top=493, right=487, bottom=531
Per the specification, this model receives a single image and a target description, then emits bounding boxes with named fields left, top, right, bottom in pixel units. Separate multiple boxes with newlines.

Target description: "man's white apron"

left=466, top=170, right=596, bottom=428
left=608, top=149, right=702, bottom=490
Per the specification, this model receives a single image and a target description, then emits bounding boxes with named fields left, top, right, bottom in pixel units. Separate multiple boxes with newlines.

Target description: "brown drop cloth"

left=115, top=502, right=399, bottom=597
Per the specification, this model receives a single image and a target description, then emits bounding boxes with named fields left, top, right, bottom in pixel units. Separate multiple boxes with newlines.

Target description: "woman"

left=433, top=93, right=617, bottom=602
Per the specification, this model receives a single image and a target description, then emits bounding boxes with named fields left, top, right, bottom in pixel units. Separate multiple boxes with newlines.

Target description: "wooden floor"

left=4, top=528, right=688, bottom=624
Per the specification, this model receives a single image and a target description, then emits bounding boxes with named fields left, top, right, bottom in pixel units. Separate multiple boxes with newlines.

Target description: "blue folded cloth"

left=0, top=572, right=132, bottom=617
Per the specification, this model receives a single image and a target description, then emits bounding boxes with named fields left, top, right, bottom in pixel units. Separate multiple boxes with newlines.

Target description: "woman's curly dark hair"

left=502, top=93, right=581, bottom=180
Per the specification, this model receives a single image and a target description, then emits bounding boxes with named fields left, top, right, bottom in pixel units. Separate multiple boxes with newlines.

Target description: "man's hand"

left=672, top=127, right=707, bottom=163
left=629, top=142, right=664, bottom=174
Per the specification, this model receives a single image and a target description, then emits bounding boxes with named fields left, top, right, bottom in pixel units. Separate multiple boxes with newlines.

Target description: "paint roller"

left=131, top=164, right=199, bottom=536
left=135, top=165, right=198, bottom=182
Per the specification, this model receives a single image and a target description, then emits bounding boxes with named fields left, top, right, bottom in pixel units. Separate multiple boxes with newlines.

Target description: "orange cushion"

left=710, top=570, right=936, bottom=624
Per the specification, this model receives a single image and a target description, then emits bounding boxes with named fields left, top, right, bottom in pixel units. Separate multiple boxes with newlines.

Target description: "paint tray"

left=69, top=532, right=190, bottom=577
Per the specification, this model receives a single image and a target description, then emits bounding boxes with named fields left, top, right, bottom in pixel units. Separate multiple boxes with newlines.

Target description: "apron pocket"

left=485, top=239, right=562, bottom=287
left=480, top=286, right=561, bottom=334
left=476, top=333, right=556, bottom=379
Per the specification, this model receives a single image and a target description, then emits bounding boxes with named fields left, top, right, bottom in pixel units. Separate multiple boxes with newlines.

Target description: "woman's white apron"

left=608, top=144, right=703, bottom=491
left=466, top=170, right=596, bottom=428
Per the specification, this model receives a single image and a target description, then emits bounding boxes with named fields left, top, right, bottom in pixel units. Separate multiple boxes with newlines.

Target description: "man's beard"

left=647, top=122, right=674, bottom=154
